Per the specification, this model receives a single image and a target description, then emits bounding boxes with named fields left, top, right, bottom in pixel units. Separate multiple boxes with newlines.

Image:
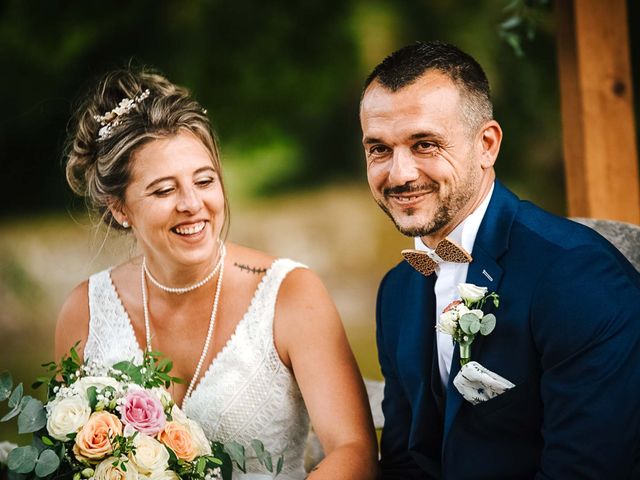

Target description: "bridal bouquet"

left=0, top=347, right=280, bottom=480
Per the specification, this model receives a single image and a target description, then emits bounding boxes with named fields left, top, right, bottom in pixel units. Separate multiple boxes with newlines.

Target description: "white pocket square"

left=453, top=361, right=515, bottom=405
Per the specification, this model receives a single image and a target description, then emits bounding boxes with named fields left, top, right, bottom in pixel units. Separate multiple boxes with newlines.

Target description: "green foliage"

left=218, top=440, right=283, bottom=477
left=0, top=373, right=13, bottom=402
left=17, top=398, right=46, bottom=435
left=33, top=450, right=59, bottom=478
left=499, top=0, right=551, bottom=57
left=0, top=377, right=46, bottom=435
left=7, top=446, right=38, bottom=474
left=113, top=350, right=184, bottom=389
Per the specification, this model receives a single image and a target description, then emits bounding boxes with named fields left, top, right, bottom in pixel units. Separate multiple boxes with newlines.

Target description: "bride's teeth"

left=175, top=222, right=205, bottom=235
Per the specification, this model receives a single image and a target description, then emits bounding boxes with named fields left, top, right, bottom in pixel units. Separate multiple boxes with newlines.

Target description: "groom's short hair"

left=363, top=41, right=494, bottom=133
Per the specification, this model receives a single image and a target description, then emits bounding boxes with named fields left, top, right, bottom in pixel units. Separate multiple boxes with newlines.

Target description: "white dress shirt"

left=414, top=183, right=494, bottom=387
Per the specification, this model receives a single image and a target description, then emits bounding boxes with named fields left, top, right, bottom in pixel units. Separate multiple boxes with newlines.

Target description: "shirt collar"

left=414, top=182, right=495, bottom=253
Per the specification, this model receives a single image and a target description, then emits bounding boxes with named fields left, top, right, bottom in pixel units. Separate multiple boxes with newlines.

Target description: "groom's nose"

left=388, top=148, right=420, bottom=186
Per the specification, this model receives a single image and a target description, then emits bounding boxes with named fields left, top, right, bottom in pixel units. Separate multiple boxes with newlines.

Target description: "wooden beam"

left=555, top=0, right=639, bottom=224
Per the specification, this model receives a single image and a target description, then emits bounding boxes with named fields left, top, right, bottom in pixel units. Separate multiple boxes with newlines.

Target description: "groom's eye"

left=414, top=141, right=437, bottom=153
left=369, top=145, right=390, bottom=156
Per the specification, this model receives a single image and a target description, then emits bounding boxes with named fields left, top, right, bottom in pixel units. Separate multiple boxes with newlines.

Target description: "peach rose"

left=157, top=421, right=198, bottom=461
left=73, top=412, right=123, bottom=462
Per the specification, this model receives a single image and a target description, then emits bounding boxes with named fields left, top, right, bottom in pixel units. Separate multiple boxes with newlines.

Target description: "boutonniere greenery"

left=437, top=283, right=499, bottom=366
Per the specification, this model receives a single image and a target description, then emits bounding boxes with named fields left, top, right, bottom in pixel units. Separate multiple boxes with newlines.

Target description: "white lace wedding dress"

left=83, top=259, right=311, bottom=480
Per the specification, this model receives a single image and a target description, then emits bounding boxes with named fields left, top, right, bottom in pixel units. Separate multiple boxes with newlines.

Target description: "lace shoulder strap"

left=242, top=259, right=307, bottom=341
left=84, top=269, right=143, bottom=366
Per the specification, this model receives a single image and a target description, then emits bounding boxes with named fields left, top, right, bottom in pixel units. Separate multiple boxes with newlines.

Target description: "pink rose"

left=119, top=389, right=166, bottom=436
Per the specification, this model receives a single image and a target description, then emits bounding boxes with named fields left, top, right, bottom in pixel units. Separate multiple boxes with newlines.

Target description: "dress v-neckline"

left=106, top=258, right=281, bottom=406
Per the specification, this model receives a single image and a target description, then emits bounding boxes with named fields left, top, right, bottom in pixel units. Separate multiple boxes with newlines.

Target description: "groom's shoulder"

left=507, top=198, right=639, bottom=282
left=511, top=199, right=613, bottom=253
left=491, top=181, right=607, bottom=254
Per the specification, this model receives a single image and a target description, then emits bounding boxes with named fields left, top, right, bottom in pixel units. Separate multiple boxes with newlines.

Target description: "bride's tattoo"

left=234, top=262, right=267, bottom=274
left=305, top=466, right=320, bottom=478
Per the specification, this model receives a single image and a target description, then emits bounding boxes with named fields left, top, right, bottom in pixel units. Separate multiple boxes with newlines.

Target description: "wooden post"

left=555, top=0, right=639, bottom=224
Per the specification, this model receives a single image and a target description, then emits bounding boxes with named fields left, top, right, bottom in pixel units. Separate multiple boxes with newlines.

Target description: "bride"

left=55, top=69, right=378, bottom=479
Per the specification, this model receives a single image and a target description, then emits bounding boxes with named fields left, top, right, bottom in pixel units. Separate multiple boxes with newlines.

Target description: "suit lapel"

left=442, top=181, right=518, bottom=448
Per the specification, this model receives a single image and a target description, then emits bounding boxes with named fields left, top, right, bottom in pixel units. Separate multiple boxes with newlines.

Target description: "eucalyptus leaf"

left=479, top=314, right=496, bottom=336
left=468, top=320, right=481, bottom=335
left=263, top=454, right=273, bottom=473
left=459, top=313, right=480, bottom=335
left=8, top=384, right=24, bottom=409
left=34, top=450, right=60, bottom=477
left=224, top=441, right=246, bottom=473
left=276, top=455, right=284, bottom=475
left=0, top=372, right=12, bottom=401
left=18, top=397, right=46, bottom=434
left=250, top=440, right=265, bottom=457
left=7, top=446, right=38, bottom=474
left=251, top=440, right=272, bottom=472
left=2, top=396, right=30, bottom=422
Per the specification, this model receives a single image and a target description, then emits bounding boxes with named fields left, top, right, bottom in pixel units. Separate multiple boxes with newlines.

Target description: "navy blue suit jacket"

left=377, top=181, right=640, bottom=479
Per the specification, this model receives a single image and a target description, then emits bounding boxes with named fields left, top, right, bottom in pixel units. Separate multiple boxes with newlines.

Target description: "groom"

left=360, top=41, right=640, bottom=479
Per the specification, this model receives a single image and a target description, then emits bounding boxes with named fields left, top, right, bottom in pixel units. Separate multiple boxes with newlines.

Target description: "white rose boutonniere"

left=437, top=283, right=499, bottom=366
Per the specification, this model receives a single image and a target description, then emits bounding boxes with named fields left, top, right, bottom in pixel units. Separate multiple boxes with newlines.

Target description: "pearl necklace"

left=143, top=242, right=225, bottom=294
left=141, top=244, right=226, bottom=400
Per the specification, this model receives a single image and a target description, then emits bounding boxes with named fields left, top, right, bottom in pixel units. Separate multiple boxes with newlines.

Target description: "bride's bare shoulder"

left=55, top=279, right=90, bottom=360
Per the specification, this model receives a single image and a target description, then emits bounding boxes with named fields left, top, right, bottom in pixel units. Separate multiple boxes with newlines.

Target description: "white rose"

left=94, top=457, right=139, bottom=480
left=437, top=311, right=458, bottom=336
left=74, top=376, right=122, bottom=400
left=149, top=470, right=180, bottom=480
left=129, top=435, right=169, bottom=475
left=457, top=283, right=487, bottom=303
left=183, top=419, right=212, bottom=456
left=46, top=396, right=91, bottom=441
left=469, top=309, right=484, bottom=319
left=169, top=405, right=188, bottom=423
left=0, top=441, right=18, bottom=465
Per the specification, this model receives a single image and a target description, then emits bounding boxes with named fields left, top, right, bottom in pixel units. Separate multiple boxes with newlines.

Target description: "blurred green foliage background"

left=0, top=0, right=638, bottom=444
left=2, top=0, right=569, bottom=213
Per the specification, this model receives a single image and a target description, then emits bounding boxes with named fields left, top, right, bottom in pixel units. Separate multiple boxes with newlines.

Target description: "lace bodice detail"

left=84, top=259, right=310, bottom=479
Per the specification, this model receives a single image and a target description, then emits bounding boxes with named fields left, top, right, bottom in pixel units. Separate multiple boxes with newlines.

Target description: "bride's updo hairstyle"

left=65, top=68, right=229, bottom=233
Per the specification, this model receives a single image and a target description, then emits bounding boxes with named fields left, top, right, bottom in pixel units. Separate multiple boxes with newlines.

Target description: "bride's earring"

left=122, top=220, right=130, bottom=228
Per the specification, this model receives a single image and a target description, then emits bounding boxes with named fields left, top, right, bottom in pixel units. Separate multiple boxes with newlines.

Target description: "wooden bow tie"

left=402, top=238, right=472, bottom=276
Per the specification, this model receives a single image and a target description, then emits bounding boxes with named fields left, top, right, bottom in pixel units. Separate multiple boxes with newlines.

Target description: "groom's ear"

left=478, top=120, right=502, bottom=169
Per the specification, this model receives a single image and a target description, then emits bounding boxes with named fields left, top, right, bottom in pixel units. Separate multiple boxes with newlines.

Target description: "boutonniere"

left=437, top=283, right=499, bottom=366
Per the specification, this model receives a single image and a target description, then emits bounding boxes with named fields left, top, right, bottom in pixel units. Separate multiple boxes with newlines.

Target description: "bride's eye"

left=153, top=187, right=174, bottom=197
left=195, top=176, right=215, bottom=188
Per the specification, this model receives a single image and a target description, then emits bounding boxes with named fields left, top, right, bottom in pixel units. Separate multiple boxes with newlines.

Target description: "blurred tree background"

left=0, top=0, right=638, bottom=442
left=1, top=0, right=568, bottom=213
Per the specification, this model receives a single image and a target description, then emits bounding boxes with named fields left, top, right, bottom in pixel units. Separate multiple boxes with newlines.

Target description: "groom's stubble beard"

left=377, top=165, right=480, bottom=239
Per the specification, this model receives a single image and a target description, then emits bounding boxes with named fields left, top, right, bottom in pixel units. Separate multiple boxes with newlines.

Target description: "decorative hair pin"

left=93, top=89, right=151, bottom=141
